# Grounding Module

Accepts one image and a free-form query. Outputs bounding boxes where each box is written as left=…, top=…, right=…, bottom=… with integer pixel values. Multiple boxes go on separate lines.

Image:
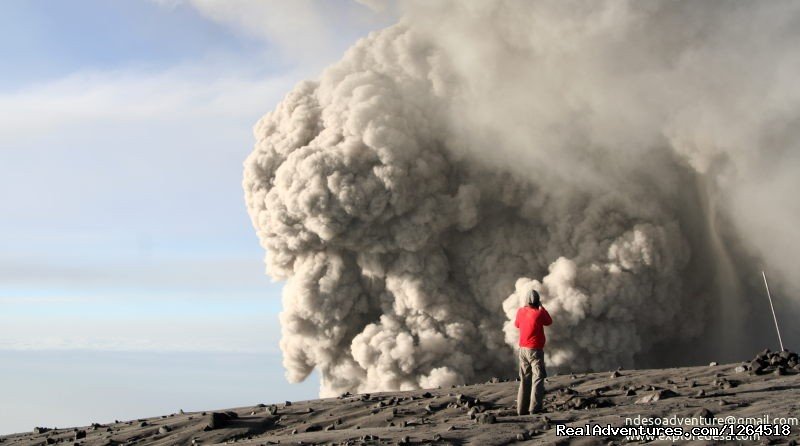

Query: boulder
left=476, top=413, right=496, bottom=424
left=206, top=412, right=233, bottom=430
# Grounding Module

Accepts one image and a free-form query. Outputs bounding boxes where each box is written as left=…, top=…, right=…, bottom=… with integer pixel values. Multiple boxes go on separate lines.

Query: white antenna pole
left=761, top=271, right=785, bottom=352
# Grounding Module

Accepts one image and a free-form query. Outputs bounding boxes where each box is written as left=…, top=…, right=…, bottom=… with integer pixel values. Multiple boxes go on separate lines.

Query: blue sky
left=0, top=0, right=395, bottom=434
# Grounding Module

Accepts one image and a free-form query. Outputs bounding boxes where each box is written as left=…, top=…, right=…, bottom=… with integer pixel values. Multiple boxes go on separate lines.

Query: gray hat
left=527, top=289, right=541, bottom=307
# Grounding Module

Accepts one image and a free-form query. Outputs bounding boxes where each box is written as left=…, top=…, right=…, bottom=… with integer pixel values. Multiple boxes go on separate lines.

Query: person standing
left=514, top=289, right=552, bottom=415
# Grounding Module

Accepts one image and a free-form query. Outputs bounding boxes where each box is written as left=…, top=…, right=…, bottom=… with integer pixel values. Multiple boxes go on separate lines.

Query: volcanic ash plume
left=243, top=1, right=800, bottom=396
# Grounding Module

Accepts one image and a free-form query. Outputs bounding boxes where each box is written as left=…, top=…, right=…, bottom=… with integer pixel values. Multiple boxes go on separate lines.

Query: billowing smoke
left=243, top=1, right=800, bottom=396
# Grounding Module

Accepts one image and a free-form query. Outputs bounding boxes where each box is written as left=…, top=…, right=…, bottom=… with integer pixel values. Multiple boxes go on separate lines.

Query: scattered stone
left=324, top=424, right=335, bottom=431
left=158, top=426, right=171, bottom=434
left=303, top=424, right=322, bottom=433
left=433, top=433, right=443, bottom=441
left=447, top=425, right=455, bottom=431
left=636, top=389, right=678, bottom=404
left=516, top=433, right=527, bottom=441
left=610, top=371, right=620, bottom=378
left=400, top=436, right=410, bottom=444
left=266, top=404, right=279, bottom=415
left=709, top=362, right=718, bottom=366
left=139, top=421, right=148, bottom=427
left=284, top=400, right=292, bottom=407
left=74, top=430, right=86, bottom=440
left=421, top=391, right=433, bottom=398
left=734, top=365, right=747, bottom=373
left=695, top=389, right=705, bottom=397
left=306, top=407, right=314, bottom=413
left=476, top=413, right=496, bottom=424
left=291, top=429, right=297, bottom=435
left=695, top=408, right=714, bottom=421
left=32, top=427, right=50, bottom=434
left=625, top=389, right=636, bottom=396
left=774, top=366, right=787, bottom=376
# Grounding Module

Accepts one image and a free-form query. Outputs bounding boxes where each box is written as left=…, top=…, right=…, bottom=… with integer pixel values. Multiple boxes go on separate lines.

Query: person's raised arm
left=541, top=307, right=552, bottom=326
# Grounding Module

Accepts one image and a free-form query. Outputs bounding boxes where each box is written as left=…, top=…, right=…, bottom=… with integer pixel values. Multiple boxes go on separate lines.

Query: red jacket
left=515, top=306, right=552, bottom=349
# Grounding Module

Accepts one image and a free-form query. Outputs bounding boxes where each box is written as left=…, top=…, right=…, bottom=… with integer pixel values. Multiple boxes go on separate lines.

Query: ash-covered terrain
left=4, top=350, right=798, bottom=445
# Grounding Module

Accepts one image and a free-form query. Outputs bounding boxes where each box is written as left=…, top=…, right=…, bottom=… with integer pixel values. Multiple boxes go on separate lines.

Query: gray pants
left=517, top=347, right=546, bottom=415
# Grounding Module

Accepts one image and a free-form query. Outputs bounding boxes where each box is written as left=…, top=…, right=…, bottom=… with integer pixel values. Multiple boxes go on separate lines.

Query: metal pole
left=761, top=271, right=785, bottom=352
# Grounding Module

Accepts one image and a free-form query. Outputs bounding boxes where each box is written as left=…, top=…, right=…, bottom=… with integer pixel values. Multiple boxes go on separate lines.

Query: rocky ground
left=2, top=349, right=799, bottom=445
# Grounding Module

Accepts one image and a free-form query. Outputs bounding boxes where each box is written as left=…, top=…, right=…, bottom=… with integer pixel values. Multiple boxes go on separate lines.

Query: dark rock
left=421, top=391, right=432, bottom=398
left=284, top=400, right=292, bottom=407
left=516, top=433, right=527, bottom=441
left=695, top=389, right=705, bottom=397
left=158, top=426, right=171, bottom=434
left=433, top=434, right=442, bottom=441
left=266, top=404, right=279, bottom=415
left=206, top=412, right=233, bottom=430
left=46, top=438, right=56, bottom=445
left=74, top=430, right=86, bottom=440
left=774, top=366, right=787, bottom=376
left=139, top=421, right=148, bottom=427
left=625, top=389, right=636, bottom=396
left=610, top=371, right=620, bottom=378
left=32, top=427, right=50, bottom=434
left=400, top=436, right=410, bottom=444
left=304, top=424, right=322, bottom=433
left=476, top=413, right=496, bottom=424
left=306, top=407, right=314, bottom=413
left=447, top=425, right=455, bottom=431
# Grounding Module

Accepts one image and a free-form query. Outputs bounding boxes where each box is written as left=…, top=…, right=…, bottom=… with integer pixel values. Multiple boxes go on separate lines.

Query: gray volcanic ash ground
left=242, top=0, right=800, bottom=397
left=3, top=350, right=799, bottom=445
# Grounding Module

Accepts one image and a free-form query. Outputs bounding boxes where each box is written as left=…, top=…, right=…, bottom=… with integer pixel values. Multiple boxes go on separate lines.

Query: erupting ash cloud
left=243, top=1, right=800, bottom=396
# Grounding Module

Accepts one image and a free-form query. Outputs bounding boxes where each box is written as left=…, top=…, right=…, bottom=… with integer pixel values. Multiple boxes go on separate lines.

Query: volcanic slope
left=3, top=350, right=799, bottom=445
